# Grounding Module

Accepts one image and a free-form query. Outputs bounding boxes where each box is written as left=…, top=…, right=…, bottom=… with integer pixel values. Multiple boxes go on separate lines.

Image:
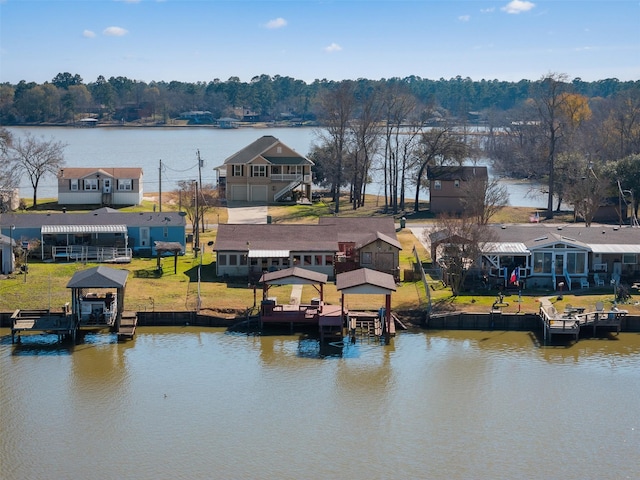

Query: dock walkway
left=117, top=311, right=138, bottom=340
left=539, top=298, right=627, bottom=342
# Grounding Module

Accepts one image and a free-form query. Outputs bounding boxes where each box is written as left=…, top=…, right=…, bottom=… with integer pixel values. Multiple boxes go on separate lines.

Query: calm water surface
left=1, top=328, right=639, bottom=480
left=8, top=126, right=548, bottom=208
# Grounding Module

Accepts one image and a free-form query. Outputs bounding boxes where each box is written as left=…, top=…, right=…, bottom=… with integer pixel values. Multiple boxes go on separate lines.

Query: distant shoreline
left=5, top=121, right=318, bottom=129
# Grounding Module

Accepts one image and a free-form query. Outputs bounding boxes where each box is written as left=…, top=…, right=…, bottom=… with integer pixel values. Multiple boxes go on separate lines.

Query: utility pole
left=159, top=159, right=162, bottom=213
left=197, top=150, right=204, bottom=233
left=193, top=180, right=200, bottom=258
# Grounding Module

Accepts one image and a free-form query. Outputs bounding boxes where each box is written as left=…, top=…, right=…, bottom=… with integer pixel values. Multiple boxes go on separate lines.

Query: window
left=315, top=255, right=323, bottom=266
left=233, top=165, right=242, bottom=177
left=304, top=255, right=312, bottom=266
left=454, top=180, right=460, bottom=188
left=70, top=179, right=78, bottom=191
left=84, top=178, right=98, bottom=190
left=240, top=255, right=247, bottom=266
left=293, top=255, right=301, bottom=265
left=277, top=146, right=282, bottom=153
left=623, top=254, right=637, bottom=265
left=163, top=227, right=168, bottom=238
left=118, top=179, right=132, bottom=191
left=251, top=165, right=267, bottom=177
left=434, top=180, right=442, bottom=190
left=361, top=252, right=372, bottom=264
left=325, top=255, right=334, bottom=266
left=533, top=252, right=552, bottom=274
left=218, top=254, right=227, bottom=266
left=229, top=255, right=237, bottom=266
left=566, top=252, right=586, bottom=274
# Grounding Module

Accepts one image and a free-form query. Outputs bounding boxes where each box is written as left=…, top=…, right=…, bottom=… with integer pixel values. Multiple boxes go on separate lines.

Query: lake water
left=6, top=126, right=549, bottom=208
left=1, top=327, right=639, bottom=480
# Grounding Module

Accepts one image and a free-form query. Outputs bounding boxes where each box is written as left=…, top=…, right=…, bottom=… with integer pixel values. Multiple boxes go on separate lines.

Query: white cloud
left=83, top=30, right=96, bottom=38
left=458, top=15, right=471, bottom=22
left=324, top=43, right=342, bottom=53
left=501, top=0, right=535, bottom=14
left=265, top=17, right=287, bottom=29
left=103, top=26, right=129, bottom=37
left=481, top=7, right=495, bottom=13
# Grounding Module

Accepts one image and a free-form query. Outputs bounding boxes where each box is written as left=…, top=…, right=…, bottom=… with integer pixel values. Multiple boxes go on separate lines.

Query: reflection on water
left=1, top=327, right=639, bottom=480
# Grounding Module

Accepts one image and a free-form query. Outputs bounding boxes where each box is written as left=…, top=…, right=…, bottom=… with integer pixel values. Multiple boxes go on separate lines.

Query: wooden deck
left=539, top=300, right=627, bottom=342
left=11, top=309, right=77, bottom=343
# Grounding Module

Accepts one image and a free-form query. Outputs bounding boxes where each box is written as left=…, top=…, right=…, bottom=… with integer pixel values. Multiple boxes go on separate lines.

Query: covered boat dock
left=336, top=268, right=398, bottom=345
left=259, top=267, right=328, bottom=333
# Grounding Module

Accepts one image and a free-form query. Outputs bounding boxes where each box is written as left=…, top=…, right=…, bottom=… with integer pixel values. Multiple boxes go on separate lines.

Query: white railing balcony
left=270, top=174, right=302, bottom=182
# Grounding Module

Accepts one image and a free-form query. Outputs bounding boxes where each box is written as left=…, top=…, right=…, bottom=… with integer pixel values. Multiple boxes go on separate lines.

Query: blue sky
left=1, top=0, right=638, bottom=85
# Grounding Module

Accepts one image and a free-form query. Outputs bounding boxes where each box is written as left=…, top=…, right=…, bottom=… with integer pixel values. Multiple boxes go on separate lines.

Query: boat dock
left=539, top=299, right=627, bottom=341
left=11, top=307, right=78, bottom=343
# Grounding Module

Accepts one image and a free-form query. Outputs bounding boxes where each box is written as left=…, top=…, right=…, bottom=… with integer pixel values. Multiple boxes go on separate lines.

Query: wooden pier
left=539, top=300, right=627, bottom=342
left=11, top=307, right=78, bottom=344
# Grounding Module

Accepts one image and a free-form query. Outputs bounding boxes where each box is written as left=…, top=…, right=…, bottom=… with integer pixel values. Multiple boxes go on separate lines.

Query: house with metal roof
left=0, top=209, right=186, bottom=262
left=216, top=136, right=314, bottom=203
left=430, top=223, right=640, bottom=291
left=214, top=217, right=401, bottom=281
left=58, top=167, right=143, bottom=206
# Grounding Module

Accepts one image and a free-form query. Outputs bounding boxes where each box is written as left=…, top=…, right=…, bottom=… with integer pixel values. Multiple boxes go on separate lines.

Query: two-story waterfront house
left=58, top=168, right=144, bottom=206
left=217, top=136, right=313, bottom=203
left=427, top=165, right=488, bottom=214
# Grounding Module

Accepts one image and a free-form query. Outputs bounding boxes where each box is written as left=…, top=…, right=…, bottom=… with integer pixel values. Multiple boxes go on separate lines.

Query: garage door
left=251, top=185, right=268, bottom=202
left=230, top=185, right=247, bottom=201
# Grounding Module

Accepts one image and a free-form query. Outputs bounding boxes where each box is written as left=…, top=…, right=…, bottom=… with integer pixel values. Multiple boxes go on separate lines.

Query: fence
left=412, top=244, right=443, bottom=315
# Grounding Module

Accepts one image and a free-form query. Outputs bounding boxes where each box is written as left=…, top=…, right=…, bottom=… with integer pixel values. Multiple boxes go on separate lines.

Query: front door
left=103, top=178, right=111, bottom=193
left=140, top=227, right=150, bottom=247
left=555, top=254, right=564, bottom=275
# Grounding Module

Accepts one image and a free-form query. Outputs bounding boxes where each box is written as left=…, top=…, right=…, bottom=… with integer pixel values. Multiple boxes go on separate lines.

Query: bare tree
left=428, top=214, right=498, bottom=296
left=531, top=73, right=573, bottom=219
left=460, top=176, right=509, bottom=225
left=381, top=84, right=419, bottom=213
left=347, top=82, right=382, bottom=209
left=0, top=128, right=20, bottom=212
left=317, top=81, right=356, bottom=214
left=565, top=161, right=611, bottom=226
left=9, top=132, right=66, bottom=207
left=413, top=126, right=469, bottom=212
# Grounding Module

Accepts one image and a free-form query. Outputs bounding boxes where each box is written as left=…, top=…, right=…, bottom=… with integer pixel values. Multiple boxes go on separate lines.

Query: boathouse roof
left=66, top=266, right=129, bottom=289
left=336, top=268, right=397, bottom=294
left=260, top=266, right=328, bottom=285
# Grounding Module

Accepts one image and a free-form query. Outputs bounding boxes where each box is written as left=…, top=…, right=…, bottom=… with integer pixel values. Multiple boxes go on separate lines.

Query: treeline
left=307, top=73, right=640, bottom=222
left=0, top=72, right=638, bottom=125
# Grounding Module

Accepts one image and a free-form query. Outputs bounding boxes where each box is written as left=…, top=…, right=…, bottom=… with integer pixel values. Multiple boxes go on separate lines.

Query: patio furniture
left=594, top=274, right=605, bottom=286
left=580, top=278, right=590, bottom=289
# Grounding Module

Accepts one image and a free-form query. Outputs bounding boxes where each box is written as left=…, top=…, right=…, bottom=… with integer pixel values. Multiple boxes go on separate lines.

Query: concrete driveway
left=226, top=204, right=269, bottom=224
